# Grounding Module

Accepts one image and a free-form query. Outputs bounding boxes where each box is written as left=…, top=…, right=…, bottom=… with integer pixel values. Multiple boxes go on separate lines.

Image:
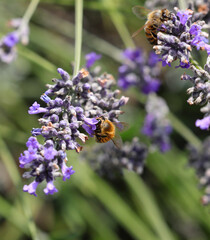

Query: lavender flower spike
left=142, top=94, right=172, bottom=152
left=154, top=8, right=210, bottom=68
left=182, top=55, right=210, bottom=130
left=118, top=49, right=161, bottom=94
left=20, top=58, right=128, bottom=195
left=81, top=137, right=148, bottom=178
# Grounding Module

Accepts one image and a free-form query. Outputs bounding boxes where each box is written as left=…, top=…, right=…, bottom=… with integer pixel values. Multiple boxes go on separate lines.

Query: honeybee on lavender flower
left=94, top=116, right=129, bottom=149
left=132, top=6, right=172, bottom=45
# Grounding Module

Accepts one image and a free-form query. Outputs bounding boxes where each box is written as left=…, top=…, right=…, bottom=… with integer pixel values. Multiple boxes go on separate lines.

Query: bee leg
left=96, top=133, right=107, bottom=138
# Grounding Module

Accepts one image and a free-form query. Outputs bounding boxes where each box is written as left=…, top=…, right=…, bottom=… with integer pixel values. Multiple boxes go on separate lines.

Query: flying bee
left=94, top=116, right=129, bottom=149
left=132, top=6, right=172, bottom=45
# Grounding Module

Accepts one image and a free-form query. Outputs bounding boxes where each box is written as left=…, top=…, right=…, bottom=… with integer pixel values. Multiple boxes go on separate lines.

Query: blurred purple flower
left=85, top=52, right=101, bottom=69
left=142, top=94, right=172, bottom=153
left=81, top=137, right=148, bottom=178
left=118, top=48, right=161, bottom=94
left=196, top=116, right=210, bottom=130
left=0, top=18, right=29, bottom=63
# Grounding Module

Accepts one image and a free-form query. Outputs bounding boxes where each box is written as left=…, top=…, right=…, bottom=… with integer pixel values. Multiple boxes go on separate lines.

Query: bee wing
left=132, top=6, right=151, bottom=19
left=132, top=24, right=146, bottom=38
left=113, top=122, right=129, bottom=132
left=111, top=132, right=123, bottom=149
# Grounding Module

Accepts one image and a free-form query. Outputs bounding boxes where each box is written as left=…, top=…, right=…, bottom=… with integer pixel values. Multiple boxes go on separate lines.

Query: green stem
left=73, top=0, right=83, bottom=76
left=19, top=0, right=40, bottom=34
left=178, top=0, right=187, bottom=10
left=189, top=57, right=203, bottom=70
left=22, top=0, right=40, bottom=25
left=104, top=0, right=134, bottom=48
left=109, top=11, right=135, bottom=48
left=124, top=170, right=177, bottom=240
left=168, top=112, right=202, bottom=148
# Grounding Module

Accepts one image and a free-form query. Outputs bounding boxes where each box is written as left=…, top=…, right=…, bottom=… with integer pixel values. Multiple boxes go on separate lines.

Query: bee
left=132, top=6, right=172, bottom=45
left=94, top=116, right=129, bottom=149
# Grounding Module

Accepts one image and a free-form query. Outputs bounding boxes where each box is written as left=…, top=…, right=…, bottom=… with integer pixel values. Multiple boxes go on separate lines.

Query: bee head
left=162, top=9, right=171, bottom=20
left=97, top=118, right=102, bottom=124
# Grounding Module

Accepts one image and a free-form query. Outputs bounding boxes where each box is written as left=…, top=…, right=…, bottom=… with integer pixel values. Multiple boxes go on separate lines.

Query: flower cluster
left=188, top=137, right=210, bottom=205
left=142, top=94, right=173, bottom=152
left=20, top=53, right=128, bottom=196
left=118, top=49, right=161, bottom=94
left=81, top=137, right=147, bottom=179
left=153, top=8, right=210, bottom=68
left=0, top=18, right=29, bottom=63
left=182, top=55, right=210, bottom=130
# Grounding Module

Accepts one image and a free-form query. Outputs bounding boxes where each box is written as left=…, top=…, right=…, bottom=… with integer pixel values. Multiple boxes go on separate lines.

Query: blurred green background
left=0, top=0, right=209, bottom=240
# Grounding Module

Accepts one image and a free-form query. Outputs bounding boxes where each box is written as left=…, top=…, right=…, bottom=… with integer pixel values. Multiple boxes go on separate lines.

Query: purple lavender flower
left=188, top=137, right=210, bottom=205
left=85, top=52, right=101, bottom=69
left=28, top=102, right=47, bottom=114
left=118, top=49, right=161, bottom=94
left=142, top=94, right=172, bottom=153
left=20, top=63, right=128, bottom=195
left=0, top=18, right=29, bottom=63
left=43, top=181, right=58, bottom=195
left=177, top=9, right=192, bottom=25
left=23, top=180, right=39, bottom=197
left=61, top=163, right=75, bottom=181
left=81, top=137, right=148, bottom=178
left=0, top=32, right=19, bottom=63
left=8, top=18, right=30, bottom=45
left=195, top=116, right=210, bottom=130
left=153, top=8, right=210, bottom=68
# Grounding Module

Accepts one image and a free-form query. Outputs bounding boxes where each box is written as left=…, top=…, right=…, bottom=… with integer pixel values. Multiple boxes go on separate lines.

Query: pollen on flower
left=79, top=68, right=89, bottom=78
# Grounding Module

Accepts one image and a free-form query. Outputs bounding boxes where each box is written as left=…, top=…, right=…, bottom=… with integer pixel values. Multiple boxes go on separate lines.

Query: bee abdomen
left=145, top=27, right=157, bottom=45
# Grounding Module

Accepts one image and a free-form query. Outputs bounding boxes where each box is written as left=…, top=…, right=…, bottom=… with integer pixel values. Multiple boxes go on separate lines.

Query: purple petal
left=28, top=102, right=47, bottom=114
left=23, top=180, right=39, bottom=196
left=82, top=123, right=94, bottom=137
left=57, top=68, right=70, bottom=81
left=3, top=32, right=19, bottom=47
left=61, top=162, right=75, bottom=181
left=83, top=117, right=98, bottom=126
left=85, top=52, right=101, bottom=68
left=44, top=146, right=57, bottom=160
left=177, top=10, right=192, bottom=25
left=43, top=181, right=58, bottom=195
left=196, top=116, right=210, bottom=130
